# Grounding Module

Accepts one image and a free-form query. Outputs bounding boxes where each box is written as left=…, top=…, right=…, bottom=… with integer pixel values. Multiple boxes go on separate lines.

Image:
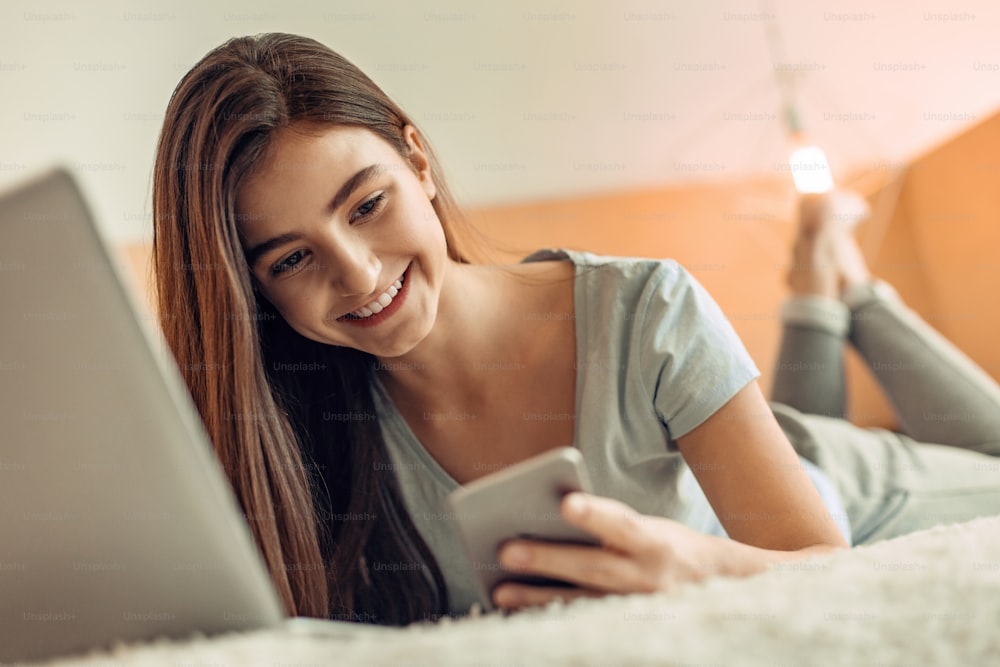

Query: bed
left=38, top=514, right=1000, bottom=666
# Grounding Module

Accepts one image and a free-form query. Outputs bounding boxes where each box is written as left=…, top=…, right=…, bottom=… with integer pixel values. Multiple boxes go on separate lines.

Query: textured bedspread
left=29, top=515, right=1000, bottom=667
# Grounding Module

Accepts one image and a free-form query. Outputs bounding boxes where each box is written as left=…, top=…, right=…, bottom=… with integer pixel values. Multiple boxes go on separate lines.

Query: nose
left=324, top=236, right=381, bottom=298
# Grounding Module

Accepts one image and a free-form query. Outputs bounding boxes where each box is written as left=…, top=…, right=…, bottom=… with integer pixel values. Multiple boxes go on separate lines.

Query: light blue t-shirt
left=373, top=249, right=849, bottom=614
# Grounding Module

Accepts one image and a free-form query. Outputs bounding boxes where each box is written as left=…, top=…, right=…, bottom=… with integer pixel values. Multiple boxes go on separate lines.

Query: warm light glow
left=789, top=146, right=835, bottom=193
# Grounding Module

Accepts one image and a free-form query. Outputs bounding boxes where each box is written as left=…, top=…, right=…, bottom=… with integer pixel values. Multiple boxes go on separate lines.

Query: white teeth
left=348, top=272, right=406, bottom=319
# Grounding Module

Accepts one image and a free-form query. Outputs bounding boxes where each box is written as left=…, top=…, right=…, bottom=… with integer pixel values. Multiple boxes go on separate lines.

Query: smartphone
left=446, top=447, right=600, bottom=607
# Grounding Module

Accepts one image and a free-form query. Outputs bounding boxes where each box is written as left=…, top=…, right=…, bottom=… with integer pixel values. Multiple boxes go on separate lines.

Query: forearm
left=700, top=534, right=846, bottom=580
left=493, top=494, right=848, bottom=610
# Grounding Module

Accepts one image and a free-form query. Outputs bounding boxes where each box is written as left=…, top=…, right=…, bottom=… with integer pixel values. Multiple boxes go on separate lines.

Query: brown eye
left=271, top=250, right=306, bottom=276
left=350, top=192, right=387, bottom=223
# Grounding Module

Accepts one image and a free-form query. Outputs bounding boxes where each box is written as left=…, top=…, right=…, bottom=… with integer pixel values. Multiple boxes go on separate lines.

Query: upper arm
left=635, top=260, right=846, bottom=550
left=675, top=381, right=848, bottom=550
left=638, top=260, right=760, bottom=445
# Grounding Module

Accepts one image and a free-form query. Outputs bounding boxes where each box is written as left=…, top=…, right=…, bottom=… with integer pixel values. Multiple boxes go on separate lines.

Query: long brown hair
left=151, top=33, right=470, bottom=625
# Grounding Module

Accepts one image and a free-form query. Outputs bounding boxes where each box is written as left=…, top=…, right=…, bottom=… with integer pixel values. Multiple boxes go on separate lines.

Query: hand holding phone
left=446, top=447, right=599, bottom=607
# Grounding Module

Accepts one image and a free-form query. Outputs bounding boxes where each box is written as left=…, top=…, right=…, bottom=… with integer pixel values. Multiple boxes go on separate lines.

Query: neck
left=374, top=259, right=571, bottom=402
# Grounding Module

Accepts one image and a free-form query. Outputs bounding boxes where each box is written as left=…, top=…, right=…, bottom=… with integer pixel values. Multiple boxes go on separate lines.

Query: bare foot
left=786, top=191, right=872, bottom=298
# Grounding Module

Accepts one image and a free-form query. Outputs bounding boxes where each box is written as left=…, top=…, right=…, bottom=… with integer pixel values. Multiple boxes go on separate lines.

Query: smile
left=336, top=265, right=410, bottom=327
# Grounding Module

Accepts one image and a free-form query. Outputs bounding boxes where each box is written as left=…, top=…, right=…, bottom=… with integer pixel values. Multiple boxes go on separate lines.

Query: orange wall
left=892, top=113, right=1000, bottom=380
left=469, top=176, right=799, bottom=387
left=468, top=175, right=901, bottom=428
left=466, top=113, right=1000, bottom=429
left=119, top=111, right=1000, bottom=431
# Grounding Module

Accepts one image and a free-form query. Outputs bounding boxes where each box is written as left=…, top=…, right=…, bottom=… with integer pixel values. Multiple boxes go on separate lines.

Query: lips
left=336, top=265, right=411, bottom=327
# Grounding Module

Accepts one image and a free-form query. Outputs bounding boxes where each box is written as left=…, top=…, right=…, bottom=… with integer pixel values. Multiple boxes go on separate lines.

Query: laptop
left=0, top=169, right=388, bottom=664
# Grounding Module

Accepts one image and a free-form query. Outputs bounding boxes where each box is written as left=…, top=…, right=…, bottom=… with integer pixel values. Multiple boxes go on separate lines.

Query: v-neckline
left=370, top=249, right=585, bottom=490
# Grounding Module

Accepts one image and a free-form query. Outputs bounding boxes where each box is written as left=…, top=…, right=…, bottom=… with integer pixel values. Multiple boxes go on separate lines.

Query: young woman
left=152, top=33, right=1000, bottom=625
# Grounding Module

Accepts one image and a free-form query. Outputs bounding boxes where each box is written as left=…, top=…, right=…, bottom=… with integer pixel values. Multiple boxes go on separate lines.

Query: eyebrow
left=244, top=163, right=386, bottom=269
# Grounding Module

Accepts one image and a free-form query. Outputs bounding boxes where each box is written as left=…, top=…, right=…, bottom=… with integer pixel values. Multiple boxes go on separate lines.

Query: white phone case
left=446, top=447, right=599, bottom=607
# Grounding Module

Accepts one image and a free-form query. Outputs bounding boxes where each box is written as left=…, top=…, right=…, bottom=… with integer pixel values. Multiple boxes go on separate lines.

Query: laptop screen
left=0, top=169, right=286, bottom=663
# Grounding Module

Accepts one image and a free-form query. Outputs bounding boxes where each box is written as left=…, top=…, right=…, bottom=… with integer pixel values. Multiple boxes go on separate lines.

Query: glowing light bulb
left=789, top=145, right=835, bottom=194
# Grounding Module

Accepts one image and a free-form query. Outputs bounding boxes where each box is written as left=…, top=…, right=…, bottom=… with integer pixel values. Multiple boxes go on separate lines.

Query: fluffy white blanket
left=33, top=516, right=1000, bottom=666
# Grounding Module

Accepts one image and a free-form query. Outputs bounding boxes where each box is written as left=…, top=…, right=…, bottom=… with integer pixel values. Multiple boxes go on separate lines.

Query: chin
left=372, top=344, right=418, bottom=360
left=373, top=314, right=436, bottom=359
left=371, top=328, right=430, bottom=359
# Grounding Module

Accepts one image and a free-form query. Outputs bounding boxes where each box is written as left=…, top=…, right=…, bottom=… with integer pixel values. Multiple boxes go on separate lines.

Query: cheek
left=262, top=284, right=323, bottom=330
left=412, top=205, right=448, bottom=252
left=395, top=180, right=444, bottom=240
left=382, top=205, right=444, bottom=254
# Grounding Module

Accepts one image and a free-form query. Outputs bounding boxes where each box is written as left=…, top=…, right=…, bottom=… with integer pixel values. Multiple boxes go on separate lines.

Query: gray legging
left=769, top=281, right=1000, bottom=545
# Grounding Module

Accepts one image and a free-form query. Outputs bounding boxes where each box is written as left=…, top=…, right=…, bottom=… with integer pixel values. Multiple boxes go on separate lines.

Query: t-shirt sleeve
left=638, top=260, right=761, bottom=446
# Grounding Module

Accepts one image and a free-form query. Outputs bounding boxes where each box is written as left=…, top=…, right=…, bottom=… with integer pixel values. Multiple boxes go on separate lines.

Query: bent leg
left=773, top=403, right=1000, bottom=546
left=845, top=281, right=1000, bottom=455
left=774, top=190, right=869, bottom=420
left=848, top=437, right=1000, bottom=546
left=771, top=296, right=849, bottom=419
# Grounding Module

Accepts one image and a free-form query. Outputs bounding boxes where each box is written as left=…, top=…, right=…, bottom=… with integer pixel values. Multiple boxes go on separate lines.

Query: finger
left=560, top=492, right=655, bottom=554
left=498, top=539, right=646, bottom=593
left=492, top=582, right=600, bottom=611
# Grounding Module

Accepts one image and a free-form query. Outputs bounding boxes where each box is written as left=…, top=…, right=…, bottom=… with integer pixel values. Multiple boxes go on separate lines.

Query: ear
left=402, top=124, right=437, bottom=201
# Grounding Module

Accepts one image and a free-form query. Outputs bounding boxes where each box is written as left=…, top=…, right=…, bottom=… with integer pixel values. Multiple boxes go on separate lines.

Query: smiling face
left=236, top=123, right=448, bottom=358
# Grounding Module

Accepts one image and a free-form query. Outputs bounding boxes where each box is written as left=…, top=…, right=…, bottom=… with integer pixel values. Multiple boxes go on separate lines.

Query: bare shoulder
left=449, top=259, right=575, bottom=329
left=506, top=259, right=575, bottom=311
left=501, top=256, right=576, bottom=283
